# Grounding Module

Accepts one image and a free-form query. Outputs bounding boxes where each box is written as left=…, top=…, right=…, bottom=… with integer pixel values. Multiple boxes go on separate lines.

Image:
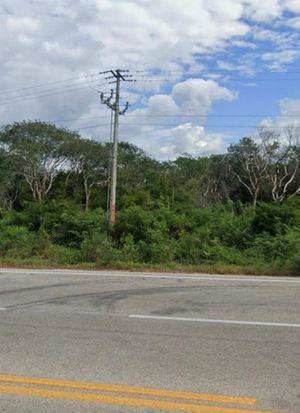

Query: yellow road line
left=0, top=383, right=277, bottom=413
left=0, top=374, right=256, bottom=405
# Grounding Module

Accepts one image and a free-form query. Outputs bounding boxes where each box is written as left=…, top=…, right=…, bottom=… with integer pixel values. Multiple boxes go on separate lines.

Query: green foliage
left=0, top=120, right=300, bottom=274
left=247, top=228, right=300, bottom=263
left=119, top=234, right=140, bottom=263
left=0, top=225, right=34, bottom=258
left=0, top=121, right=80, bottom=202
left=81, top=232, right=120, bottom=265
left=251, top=200, right=300, bottom=236
left=41, top=204, right=106, bottom=248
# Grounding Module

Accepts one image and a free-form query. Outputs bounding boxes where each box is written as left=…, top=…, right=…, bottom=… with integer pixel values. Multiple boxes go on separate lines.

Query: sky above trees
left=1, top=0, right=300, bottom=159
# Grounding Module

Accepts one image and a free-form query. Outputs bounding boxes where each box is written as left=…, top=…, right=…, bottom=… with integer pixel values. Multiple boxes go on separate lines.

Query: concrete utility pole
left=100, top=70, right=132, bottom=226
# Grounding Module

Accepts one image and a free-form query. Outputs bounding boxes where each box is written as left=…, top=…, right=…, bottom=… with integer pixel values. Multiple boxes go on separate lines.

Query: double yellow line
left=0, top=373, right=277, bottom=412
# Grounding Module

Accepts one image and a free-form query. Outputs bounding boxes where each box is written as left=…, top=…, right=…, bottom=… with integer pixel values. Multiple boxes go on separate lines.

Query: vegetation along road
left=1, top=121, right=300, bottom=275
left=0, top=268, right=299, bottom=412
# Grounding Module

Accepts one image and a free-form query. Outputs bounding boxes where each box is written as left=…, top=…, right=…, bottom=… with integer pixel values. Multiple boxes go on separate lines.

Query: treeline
left=0, top=121, right=300, bottom=274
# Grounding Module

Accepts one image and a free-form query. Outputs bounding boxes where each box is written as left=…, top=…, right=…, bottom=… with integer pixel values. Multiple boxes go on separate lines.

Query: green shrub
left=0, top=225, right=34, bottom=258
left=251, top=201, right=300, bottom=236
left=119, top=234, right=140, bottom=263
left=39, top=243, right=81, bottom=265
left=246, top=228, right=300, bottom=265
left=81, top=232, right=120, bottom=265
left=42, top=203, right=106, bottom=248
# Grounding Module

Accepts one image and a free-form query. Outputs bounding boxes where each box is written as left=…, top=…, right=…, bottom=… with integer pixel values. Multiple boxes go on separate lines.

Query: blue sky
left=0, top=0, right=300, bottom=159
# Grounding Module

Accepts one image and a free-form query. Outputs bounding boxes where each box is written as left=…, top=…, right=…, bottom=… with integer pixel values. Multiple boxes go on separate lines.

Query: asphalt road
left=0, top=268, right=299, bottom=413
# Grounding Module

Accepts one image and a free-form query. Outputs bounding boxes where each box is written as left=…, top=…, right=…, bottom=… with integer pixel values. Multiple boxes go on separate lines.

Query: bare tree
left=228, top=127, right=300, bottom=205
left=262, top=126, right=300, bottom=202
left=228, top=137, right=269, bottom=207
left=68, top=139, right=108, bottom=211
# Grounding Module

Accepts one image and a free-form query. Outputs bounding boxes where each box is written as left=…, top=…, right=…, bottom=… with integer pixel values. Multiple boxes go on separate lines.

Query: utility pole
left=100, top=70, right=133, bottom=226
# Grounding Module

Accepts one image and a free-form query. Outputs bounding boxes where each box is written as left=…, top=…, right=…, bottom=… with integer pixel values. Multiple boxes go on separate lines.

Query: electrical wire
left=47, top=113, right=300, bottom=124
left=133, top=76, right=300, bottom=82
left=0, top=72, right=103, bottom=95
left=132, top=68, right=300, bottom=74
left=0, top=82, right=109, bottom=106
left=74, top=123, right=299, bottom=131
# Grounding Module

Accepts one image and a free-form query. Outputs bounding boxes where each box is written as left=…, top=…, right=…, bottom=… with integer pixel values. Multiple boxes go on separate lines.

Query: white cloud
left=287, top=16, right=300, bottom=29
left=244, top=0, right=283, bottom=21
left=129, top=123, right=225, bottom=161
left=6, top=16, right=40, bottom=32
left=277, top=99, right=300, bottom=128
left=113, top=78, right=236, bottom=159
left=284, top=0, right=300, bottom=13
left=262, top=49, right=300, bottom=69
left=147, top=95, right=178, bottom=116
left=260, top=98, right=300, bottom=130
left=172, top=79, right=237, bottom=117
left=253, top=28, right=299, bottom=51
left=231, top=40, right=257, bottom=49
left=77, top=0, right=251, bottom=70
left=170, top=123, right=224, bottom=158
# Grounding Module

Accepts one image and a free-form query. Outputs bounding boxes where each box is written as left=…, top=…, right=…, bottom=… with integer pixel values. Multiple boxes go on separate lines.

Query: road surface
left=0, top=268, right=299, bottom=412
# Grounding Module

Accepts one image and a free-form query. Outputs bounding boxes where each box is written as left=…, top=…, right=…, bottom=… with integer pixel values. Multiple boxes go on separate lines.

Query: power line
left=133, top=68, right=300, bottom=74
left=122, top=114, right=300, bottom=118
left=0, top=82, right=109, bottom=106
left=47, top=114, right=300, bottom=123
left=5, top=114, right=300, bottom=130
left=2, top=68, right=298, bottom=98
left=0, top=72, right=103, bottom=95
left=1, top=67, right=298, bottom=96
left=1, top=70, right=299, bottom=107
left=0, top=79, right=107, bottom=103
left=133, top=76, right=300, bottom=82
left=75, top=123, right=299, bottom=131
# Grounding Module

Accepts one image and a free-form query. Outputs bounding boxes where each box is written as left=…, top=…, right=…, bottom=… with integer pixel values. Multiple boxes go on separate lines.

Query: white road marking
left=129, top=315, right=300, bottom=328
left=1, top=268, right=300, bottom=283
left=0, top=308, right=7, bottom=311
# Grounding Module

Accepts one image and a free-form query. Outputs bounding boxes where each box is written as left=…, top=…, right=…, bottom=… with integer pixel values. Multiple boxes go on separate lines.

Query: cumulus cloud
left=84, top=0, right=249, bottom=68
left=130, top=123, right=225, bottom=161
left=244, top=0, right=300, bottom=20
left=262, top=50, right=300, bottom=69
left=147, top=95, right=178, bottom=116
left=244, top=0, right=283, bottom=21
left=6, top=16, right=40, bottom=32
left=170, top=123, right=224, bottom=158
left=287, top=16, right=300, bottom=29
left=172, top=79, right=237, bottom=117
left=114, top=78, right=236, bottom=159
left=260, top=98, right=300, bottom=130
left=276, top=99, right=300, bottom=128
left=284, top=0, right=300, bottom=13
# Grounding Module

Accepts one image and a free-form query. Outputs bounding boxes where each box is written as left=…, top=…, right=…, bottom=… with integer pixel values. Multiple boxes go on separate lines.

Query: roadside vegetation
left=0, top=121, right=300, bottom=275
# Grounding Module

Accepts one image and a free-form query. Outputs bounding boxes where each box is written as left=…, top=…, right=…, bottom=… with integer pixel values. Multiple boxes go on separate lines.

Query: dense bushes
left=1, top=197, right=299, bottom=274
left=0, top=121, right=299, bottom=274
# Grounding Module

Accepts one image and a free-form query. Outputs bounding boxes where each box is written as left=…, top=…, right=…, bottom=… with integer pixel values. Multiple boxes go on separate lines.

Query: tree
left=261, top=126, right=300, bottom=202
left=0, top=149, right=19, bottom=209
left=228, top=137, right=269, bottom=207
left=0, top=121, right=77, bottom=202
left=117, top=142, right=162, bottom=203
left=172, top=156, right=217, bottom=207
left=67, top=138, right=108, bottom=211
